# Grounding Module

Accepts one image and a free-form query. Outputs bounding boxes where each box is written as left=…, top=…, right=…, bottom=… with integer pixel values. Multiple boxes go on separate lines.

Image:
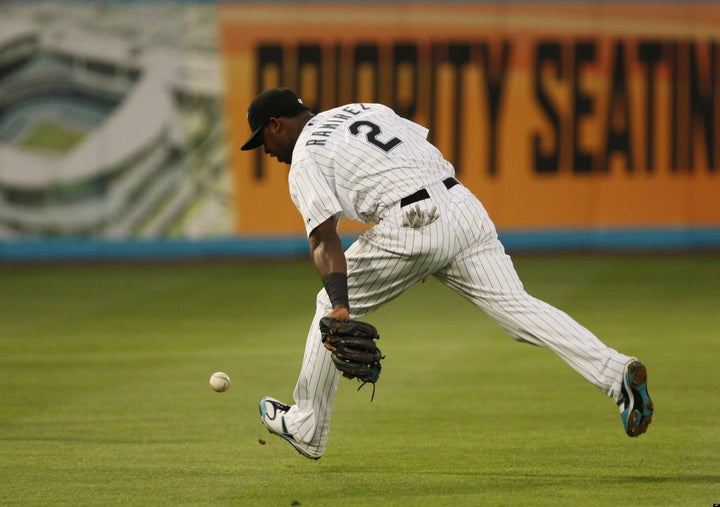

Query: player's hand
left=323, top=306, right=350, bottom=351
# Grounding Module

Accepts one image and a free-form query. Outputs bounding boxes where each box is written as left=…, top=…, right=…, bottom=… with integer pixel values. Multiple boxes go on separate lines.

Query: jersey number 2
left=349, top=120, right=402, bottom=153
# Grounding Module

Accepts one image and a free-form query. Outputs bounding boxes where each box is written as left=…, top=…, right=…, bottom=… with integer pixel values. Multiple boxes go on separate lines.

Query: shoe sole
left=258, top=398, right=321, bottom=460
left=622, top=361, right=654, bottom=437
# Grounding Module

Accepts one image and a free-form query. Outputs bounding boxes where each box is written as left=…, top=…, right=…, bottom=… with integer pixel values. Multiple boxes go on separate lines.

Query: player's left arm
left=309, top=217, right=350, bottom=327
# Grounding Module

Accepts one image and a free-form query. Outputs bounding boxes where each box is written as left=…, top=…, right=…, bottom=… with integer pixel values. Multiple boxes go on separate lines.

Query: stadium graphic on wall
left=0, top=5, right=231, bottom=238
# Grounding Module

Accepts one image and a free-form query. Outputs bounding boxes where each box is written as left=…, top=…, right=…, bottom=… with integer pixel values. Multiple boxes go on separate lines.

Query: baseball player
left=241, top=87, right=653, bottom=460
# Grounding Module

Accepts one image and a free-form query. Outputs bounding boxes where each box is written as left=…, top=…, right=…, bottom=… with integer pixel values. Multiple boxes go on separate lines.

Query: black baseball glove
left=319, top=317, right=383, bottom=390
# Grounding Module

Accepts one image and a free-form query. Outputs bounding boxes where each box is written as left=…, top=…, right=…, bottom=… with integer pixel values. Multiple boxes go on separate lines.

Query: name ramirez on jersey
left=305, top=104, right=371, bottom=146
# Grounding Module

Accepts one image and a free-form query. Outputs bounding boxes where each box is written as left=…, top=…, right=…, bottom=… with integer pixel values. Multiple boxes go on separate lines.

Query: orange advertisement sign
left=220, top=3, right=720, bottom=235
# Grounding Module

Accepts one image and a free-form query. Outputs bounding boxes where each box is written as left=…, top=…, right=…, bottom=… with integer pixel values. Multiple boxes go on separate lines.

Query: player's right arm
left=309, top=217, right=350, bottom=349
left=309, top=216, right=346, bottom=279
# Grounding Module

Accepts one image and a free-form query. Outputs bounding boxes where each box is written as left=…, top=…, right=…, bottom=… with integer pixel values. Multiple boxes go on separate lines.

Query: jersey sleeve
left=289, top=157, right=343, bottom=237
left=399, top=117, right=429, bottom=140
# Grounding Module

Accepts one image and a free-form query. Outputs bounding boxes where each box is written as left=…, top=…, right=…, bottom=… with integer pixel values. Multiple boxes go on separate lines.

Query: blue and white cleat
left=618, top=360, right=654, bottom=437
left=259, top=396, right=321, bottom=460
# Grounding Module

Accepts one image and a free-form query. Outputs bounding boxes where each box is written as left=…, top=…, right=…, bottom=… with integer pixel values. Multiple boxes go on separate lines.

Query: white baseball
left=209, top=371, right=230, bottom=392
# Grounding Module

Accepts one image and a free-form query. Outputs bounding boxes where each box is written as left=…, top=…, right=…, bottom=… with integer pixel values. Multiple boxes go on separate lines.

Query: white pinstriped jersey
left=279, top=102, right=632, bottom=459
left=289, top=103, right=454, bottom=235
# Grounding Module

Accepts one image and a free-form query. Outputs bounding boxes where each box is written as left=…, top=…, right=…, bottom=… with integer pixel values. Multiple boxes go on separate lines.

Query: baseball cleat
left=258, top=396, right=321, bottom=460
left=618, top=360, right=654, bottom=437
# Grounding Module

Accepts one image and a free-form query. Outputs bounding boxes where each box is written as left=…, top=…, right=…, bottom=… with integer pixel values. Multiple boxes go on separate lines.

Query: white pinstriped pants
left=283, top=181, right=631, bottom=457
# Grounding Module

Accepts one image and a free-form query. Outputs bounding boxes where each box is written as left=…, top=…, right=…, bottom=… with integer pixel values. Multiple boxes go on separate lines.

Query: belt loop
left=443, top=177, right=459, bottom=190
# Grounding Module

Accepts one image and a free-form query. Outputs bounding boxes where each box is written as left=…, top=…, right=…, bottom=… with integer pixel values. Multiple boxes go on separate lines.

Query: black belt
left=400, top=177, right=459, bottom=207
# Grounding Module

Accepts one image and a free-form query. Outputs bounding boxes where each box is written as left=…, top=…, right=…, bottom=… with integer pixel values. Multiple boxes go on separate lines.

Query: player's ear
left=268, top=116, right=287, bottom=134
left=267, top=117, right=282, bottom=133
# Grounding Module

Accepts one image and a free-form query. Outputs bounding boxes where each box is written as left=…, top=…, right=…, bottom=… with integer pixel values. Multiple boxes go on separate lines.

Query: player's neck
left=297, top=111, right=314, bottom=132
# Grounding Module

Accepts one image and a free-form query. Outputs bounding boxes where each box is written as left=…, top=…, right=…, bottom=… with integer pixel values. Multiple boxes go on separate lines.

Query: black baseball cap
left=240, top=88, right=310, bottom=151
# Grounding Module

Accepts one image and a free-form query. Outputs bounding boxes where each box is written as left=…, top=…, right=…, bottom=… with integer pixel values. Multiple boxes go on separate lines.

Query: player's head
left=241, top=88, right=311, bottom=163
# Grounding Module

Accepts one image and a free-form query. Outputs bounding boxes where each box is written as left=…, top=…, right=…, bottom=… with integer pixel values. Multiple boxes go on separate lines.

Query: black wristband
left=321, top=272, right=349, bottom=309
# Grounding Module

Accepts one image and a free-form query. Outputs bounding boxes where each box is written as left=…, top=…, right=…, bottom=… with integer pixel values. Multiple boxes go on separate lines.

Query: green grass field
left=1, top=255, right=718, bottom=506
left=20, top=122, right=85, bottom=153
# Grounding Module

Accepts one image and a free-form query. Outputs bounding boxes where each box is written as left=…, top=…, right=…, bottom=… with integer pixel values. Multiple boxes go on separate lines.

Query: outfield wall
left=1, top=1, right=719, bottom=260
